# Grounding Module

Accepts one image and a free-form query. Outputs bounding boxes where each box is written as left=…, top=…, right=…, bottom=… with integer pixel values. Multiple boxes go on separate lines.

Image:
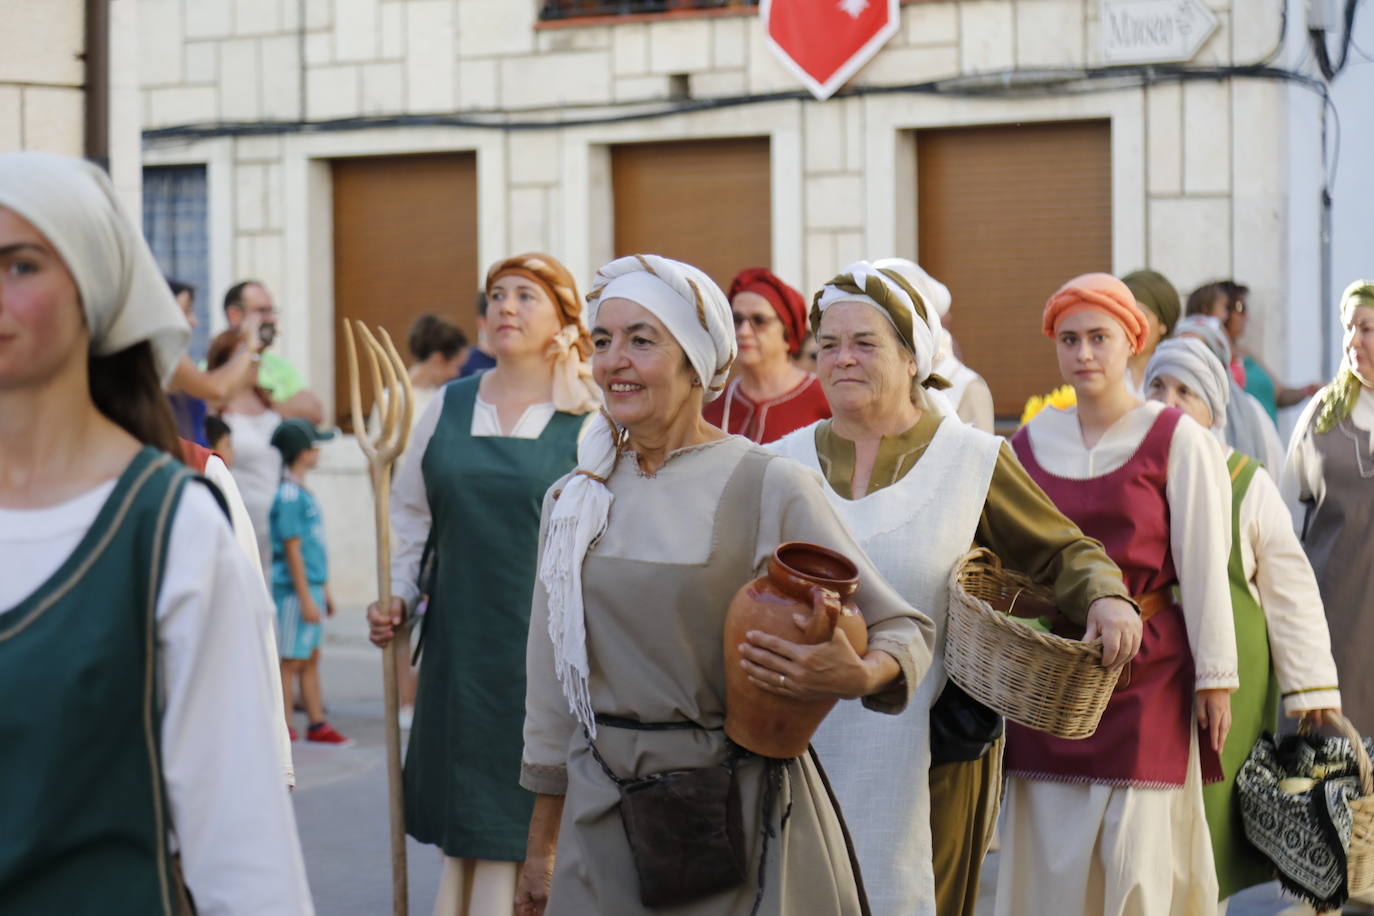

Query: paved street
left=295, top=606, right=1300, bottom=915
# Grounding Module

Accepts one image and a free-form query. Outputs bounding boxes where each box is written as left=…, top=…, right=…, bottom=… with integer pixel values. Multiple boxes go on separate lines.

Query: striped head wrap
left=811, top=260, right=950, bottom=390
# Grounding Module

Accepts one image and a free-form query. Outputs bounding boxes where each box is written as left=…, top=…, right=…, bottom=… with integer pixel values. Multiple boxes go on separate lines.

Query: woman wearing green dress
left=368, top=253, right=600, bottom=916
left=1145, top=337, right=1341, bottom=909
left=0, top=152, right=311, bottom=913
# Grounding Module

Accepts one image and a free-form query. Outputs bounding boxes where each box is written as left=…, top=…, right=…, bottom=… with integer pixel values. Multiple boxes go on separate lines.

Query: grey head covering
left=1171, top=314, right=1273, bottom=460
left=1144, top=337, right=1230, bottom=443
left=0, top=152, right=189, bottom=383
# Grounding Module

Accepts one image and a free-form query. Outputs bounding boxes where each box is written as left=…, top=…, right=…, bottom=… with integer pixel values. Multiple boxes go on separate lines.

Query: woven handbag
left=1236, top=712, right=1374, bottom=908
left=944, top=549, right=1121, bottom=739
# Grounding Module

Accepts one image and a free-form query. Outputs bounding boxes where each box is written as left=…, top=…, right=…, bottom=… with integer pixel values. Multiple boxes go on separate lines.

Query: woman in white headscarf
left=0, top=152, right=312, bottom=912
left=513, top=254, right=935, bottom=916
left=1146, top=338, right=1340, bottom=911
left=873, top=257, right=995, bottom=432
left=769, top=262, right=1138, bottom=916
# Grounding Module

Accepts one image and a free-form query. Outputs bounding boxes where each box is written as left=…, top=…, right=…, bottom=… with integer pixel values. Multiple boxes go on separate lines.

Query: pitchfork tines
left=343, top=320, right=414, bottom=466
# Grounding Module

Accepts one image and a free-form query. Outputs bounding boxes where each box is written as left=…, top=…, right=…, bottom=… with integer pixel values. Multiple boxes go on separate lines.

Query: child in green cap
left=269, top=418, right=350, bottom=746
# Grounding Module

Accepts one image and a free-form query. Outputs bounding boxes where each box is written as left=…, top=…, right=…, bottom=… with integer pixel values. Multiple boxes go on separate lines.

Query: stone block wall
left=138, top=0, right=1317, bottom=603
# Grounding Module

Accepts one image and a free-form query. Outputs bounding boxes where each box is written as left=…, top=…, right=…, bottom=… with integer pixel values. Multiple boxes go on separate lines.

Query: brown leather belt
left=1135, top=587, right=1173, bottom=623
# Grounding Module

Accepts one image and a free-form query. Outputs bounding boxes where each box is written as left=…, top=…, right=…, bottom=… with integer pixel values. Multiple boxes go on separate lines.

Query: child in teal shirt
left=269, top=418, right=350, bottom=745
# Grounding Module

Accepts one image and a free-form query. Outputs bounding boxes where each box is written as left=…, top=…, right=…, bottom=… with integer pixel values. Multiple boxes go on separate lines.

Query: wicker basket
left=1331, top=712, right=1374, bottom=895
left=945, top=548, right=1122, bottom=739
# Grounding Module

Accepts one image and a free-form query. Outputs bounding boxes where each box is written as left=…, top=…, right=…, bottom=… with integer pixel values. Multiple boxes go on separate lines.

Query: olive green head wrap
left=1122, top=269, right=1181, bottom=336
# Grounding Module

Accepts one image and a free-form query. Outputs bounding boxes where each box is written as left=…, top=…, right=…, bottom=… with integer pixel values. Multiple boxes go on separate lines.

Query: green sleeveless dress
left=0, top=448, right=197, bottom=915
left=403, top=376, right=584, bottom=861
left=1203, top=450, right=1280, bottom=899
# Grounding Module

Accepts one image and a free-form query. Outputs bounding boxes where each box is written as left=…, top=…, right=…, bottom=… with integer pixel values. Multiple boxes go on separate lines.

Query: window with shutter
left=331, top=152, right=478, bottom=431
left=915, top=119, right=1112, bottom=424
left=611, top=136, right=772, bottom=293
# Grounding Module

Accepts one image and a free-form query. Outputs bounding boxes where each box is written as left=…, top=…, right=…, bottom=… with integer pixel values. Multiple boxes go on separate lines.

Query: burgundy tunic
left=703, top=374, right=831, bottom=444
left=1009, top=408, right=1222, bottom=787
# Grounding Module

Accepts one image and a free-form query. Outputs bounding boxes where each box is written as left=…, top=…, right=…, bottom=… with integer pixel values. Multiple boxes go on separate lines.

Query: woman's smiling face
left=590, top=297, right=698, bottom=431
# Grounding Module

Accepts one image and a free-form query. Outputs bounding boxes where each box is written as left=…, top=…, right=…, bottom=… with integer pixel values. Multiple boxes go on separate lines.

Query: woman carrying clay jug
left=769, top=262, right=1140, bottom=916
left=514, top=254, right=934, bottom=916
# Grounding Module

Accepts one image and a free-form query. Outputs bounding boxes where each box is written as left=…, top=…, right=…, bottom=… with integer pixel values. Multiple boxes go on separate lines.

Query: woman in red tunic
left=996, top=273, right=1237, bottom=916
left=704, top=267, right=829, bottom=442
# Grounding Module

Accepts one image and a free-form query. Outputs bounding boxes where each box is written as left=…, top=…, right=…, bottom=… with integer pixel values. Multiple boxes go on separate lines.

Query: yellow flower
left=1019, top=384, right=1077, bottom=427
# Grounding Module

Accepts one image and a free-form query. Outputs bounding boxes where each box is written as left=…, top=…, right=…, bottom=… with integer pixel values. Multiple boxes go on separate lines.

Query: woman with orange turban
left=367, top=253, right=600, bottom=916
left=996, top=273, right=1237, bottom=916
left=704, top=267, right=830, bottom=442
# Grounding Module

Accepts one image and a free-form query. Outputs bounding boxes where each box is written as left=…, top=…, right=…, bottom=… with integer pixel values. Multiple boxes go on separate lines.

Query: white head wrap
left=812, top=260, right=948, bottom=389
left=872, top=257, right=952, bottom=318
left=537, top=254, right=735, bottom=734
left=0, top=152, right=188, bottom=383
left=1144, top=337, right=1230, bottom=442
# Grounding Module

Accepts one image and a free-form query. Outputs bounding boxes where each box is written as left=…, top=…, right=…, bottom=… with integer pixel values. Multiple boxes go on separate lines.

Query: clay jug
left=723, top=542, right=868, bottom=759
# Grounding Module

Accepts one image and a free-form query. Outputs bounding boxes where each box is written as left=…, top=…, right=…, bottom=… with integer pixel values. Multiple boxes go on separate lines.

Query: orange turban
left=1041, top=272, right=1150, bottom=355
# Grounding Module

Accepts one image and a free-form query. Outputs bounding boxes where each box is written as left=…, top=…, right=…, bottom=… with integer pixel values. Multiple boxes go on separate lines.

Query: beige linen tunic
left=521, top=437, right=934, bottom=915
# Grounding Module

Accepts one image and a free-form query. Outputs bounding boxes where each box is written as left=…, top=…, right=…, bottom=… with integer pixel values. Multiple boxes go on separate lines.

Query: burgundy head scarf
left=728, top=267, right=807, bottom=356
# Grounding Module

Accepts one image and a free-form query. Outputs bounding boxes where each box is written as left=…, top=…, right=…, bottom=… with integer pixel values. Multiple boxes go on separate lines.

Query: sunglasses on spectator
left=732, top=313, right=777, bottom=329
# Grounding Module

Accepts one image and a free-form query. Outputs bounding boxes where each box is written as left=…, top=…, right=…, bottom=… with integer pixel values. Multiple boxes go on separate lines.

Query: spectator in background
left=270, top=418, right=349, bottom=746
left=208, top=328, right=283, bottom=574
left=1214, top=281, right=1321, bottom=422
left=205, top=415, right=234, bottom=467
left=1121, top=268, right=1181, bottom=396
left=165, top=278, right=258, bottom=444
left=458, top=290, right=497, bottom=377
left=407, top=313, right=468, bottom=421
left=223, top=280, right=324, bottom=424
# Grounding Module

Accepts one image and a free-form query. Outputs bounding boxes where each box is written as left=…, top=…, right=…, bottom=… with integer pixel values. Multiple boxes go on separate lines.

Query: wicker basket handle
left=1327, top=712, right=1374, bottom=797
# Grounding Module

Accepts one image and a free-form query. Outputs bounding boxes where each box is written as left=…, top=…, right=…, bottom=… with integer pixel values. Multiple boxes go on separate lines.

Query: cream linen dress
left=521, top=437, right=935, bottom=915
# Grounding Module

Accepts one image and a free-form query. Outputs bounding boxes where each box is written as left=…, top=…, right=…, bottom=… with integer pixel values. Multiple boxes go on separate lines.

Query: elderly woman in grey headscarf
left=0, top=152, right=312, bottom=912
left=1145, top=337, right=1340, bottom=908
left=515, top=254, right=934, bottom=916
left=1174, top=314, right=1285, bottom=470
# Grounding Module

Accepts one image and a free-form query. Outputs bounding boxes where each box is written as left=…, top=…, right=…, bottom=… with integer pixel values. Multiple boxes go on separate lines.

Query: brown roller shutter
left=331, top=152, right=478, bottom=430
left=916, top=120, right=1112, bottom=423
left=611, top=136, right=771, bottom=291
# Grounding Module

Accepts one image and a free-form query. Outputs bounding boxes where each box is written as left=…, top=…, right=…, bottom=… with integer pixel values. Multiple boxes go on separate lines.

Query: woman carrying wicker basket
left=996, top=273, right=1238, bottom=916
left=1144, top=337, right=1342, bottom=909
left=769, top=262, right=1140, bottom=916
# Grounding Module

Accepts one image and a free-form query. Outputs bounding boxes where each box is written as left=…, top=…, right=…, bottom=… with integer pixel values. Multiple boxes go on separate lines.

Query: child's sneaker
left=306, top=721, right=353, bottom=747
left=288, top=727, right=298, bottom=741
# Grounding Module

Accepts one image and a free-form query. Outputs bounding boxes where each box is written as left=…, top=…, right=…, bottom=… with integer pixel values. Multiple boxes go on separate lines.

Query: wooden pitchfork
left=343, top=320, right=415, bottom=916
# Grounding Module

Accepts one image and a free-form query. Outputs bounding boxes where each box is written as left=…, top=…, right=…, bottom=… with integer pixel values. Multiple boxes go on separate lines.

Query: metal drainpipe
left=84, top=0, right=110, bottom=171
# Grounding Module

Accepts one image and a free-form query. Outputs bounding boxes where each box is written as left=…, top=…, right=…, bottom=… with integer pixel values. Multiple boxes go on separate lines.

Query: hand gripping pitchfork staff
left=343, top=320, right=415, bottom=916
